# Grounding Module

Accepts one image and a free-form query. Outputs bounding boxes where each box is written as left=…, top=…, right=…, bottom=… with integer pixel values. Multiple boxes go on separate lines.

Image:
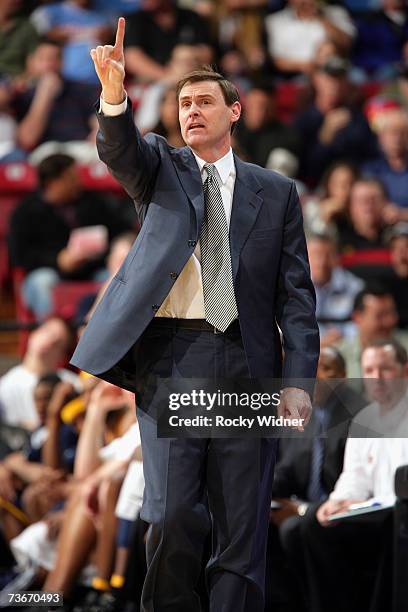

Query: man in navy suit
left=70, top=17, right=319, bottom=612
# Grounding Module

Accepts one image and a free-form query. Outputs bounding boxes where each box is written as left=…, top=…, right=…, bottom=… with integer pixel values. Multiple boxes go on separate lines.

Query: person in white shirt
left=296, top=339, right=408, bottom=612
left=0, top=318, right=79, bottom=430
left=265, top=0, right=355, bottom=76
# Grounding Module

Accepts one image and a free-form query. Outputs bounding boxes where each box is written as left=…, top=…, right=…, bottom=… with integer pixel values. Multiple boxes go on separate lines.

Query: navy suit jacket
left=70, top=101, right=319, bottom=392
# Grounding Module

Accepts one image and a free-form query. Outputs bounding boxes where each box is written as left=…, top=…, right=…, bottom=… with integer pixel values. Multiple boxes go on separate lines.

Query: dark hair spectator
left=12, top=38, right=98, bottom=152
left=335, top=283, right=408, bottom=377
left=303, top=160, right=359, bottom=235
left=294, top=57, right=378, bottom=184
left=8, top=154, right=134, bottom=319
left=124, top=0, right=213, bottom=82
left=233, top=79, right=300, bottom=166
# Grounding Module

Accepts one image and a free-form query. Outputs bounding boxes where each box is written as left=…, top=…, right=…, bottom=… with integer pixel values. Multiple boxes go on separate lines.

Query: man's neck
left=378, top=389, right=406, bottom=416
left=191, top=140, right=232, bottom=164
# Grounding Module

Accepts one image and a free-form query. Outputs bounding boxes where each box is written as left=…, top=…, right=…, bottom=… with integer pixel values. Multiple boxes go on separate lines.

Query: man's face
left=308, top=238, right=337, bottom=287
left=178, top=80, right=241, bottom=154
left=354, top=295, right=399, bottom=340
left=313, top=71, right=347, bottom=109
left=314, top=349, right=345, bottom=403
left=362, top=346, right=407, bottom=406
left=289, top=0, right=318, bottom=16
left=53, top=164, right=82, bottom=204
left=317, top=351, right=345, bottom=380
left=243, top=89, right=273, bottom=131
left=27, top=44, right=61, bottom=78
left=349, top=182, right=385, bottom=229
left=28, top=318, right=70, bottom=362
left=378, top=114, right=408, bottom=160
left=390, top=236, right=408, bottom=278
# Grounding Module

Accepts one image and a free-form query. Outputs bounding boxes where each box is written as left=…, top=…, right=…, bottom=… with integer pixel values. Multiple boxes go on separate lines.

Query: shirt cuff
left=99, top=94, right=128, bottom=116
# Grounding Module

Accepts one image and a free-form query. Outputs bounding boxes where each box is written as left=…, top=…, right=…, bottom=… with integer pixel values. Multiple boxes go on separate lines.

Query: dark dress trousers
left=70, top=100, right=320, bottom=611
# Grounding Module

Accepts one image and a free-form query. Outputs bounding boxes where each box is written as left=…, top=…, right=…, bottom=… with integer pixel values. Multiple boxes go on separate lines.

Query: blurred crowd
left=1, top=0, right=408, bottom=611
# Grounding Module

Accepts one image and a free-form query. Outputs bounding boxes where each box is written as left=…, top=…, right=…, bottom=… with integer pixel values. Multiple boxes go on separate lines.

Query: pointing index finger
left=114, top=17, right=125, bottom=51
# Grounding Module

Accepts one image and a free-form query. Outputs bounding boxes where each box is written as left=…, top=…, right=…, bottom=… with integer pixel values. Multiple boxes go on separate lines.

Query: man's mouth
left=188, top=123, right=205, bottom=131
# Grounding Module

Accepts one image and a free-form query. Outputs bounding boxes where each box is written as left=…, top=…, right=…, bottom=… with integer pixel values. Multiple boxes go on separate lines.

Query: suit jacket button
left=170, top=272, right=178, bottom=279
left=152, top=304, right=159, bottom=312
left=188, top=240, right=196, bottom=247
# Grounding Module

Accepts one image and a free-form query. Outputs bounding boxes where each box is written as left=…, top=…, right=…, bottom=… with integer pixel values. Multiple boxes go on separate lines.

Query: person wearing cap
left=294, top=56, right=377, bottom=184
left=362, top=108, right=408, bottom=216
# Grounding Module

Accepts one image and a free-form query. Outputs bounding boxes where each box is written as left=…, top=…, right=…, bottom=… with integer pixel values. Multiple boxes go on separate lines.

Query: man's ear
left=230, top=101, right=241, bottom=125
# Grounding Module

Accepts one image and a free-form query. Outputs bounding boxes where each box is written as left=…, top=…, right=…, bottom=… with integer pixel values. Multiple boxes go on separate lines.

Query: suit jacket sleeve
left=95, top=99, right=160, bottom=217
left=275, top=181, right=320, bottom=388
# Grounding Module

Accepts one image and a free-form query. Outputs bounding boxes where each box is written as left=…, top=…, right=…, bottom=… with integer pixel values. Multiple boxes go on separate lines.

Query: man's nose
left=189, top=102, right=200, bottom=115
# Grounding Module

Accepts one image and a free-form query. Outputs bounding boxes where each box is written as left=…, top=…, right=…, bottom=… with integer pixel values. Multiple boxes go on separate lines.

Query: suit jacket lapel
left=171, top=148, right=264, bottom=280
left=229, top=155, right=263, bottom=280
left=171, top=147, right=205, bottom=233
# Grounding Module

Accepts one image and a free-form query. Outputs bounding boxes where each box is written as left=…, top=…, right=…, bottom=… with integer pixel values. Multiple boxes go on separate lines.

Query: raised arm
left=90, top=17, right=159, bottom=204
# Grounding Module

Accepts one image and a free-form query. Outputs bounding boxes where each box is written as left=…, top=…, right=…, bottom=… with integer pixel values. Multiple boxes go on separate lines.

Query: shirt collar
left=192, top=148, right=235, bottom=185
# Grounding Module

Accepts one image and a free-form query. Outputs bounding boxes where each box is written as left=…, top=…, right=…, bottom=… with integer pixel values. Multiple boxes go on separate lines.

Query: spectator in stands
left=0, top=0, right=39, bottom=78
left=13, top=38, right=98, bottom=152
left=135, top=43, right=201, bottom=134
left=350, top=339, right=408, bottom=437
left=352, top=0, right=408, bottom=80
left=385, top=223, right=408, bottom=328
left=264, top=0, right=355, bottom=77
left=233, top=80, right=300, bottom=167
left=303, top=160, right=359, bottom=235
left=0, top=78, right=24, bottom=163
left=307, top=232, right=364, bottom=345
left=123, top=0, right=213, bottom=82
left=267, top=347, right=365, bottom=612
left=0, top=376, right=80, bottom=543
left=298, top=339, right=408, bottom=612
left=216, top=0, right=268, bottom=74
left=381, top=59, right=408, bottom=112
left=8, top=153, right=132, bottom=319
left=294, top=56, right=377, bottom=183
left=75, top=231, right=137, bottom=326
left=150, top=86, right=185, bottom=147
left=30, top=0, right=112, bottom=86
left=0, top=374, right=63, bottom=540
left=336, top=286, right=408, bottom=377
left=362, top=109, right=408, bottom=217
left=27, top=383, right=137, bottom=607
left=336, top=178, right=389, bottom=278
left=0, top=317, right=78, bottom=430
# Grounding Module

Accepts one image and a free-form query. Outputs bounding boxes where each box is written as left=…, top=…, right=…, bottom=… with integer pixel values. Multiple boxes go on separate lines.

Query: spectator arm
left=42, top=416, right=62, bottom=470
left=17, top=88, right=56, bottom=151
left=73, top=402, right=106, bottom=480
left=319, top=17, right=353, bottom=51
left=3, top=452, right=44, bottom=484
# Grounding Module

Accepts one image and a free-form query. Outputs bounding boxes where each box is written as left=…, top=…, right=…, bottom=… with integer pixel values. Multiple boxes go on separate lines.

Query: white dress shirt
left=100, top=95, right=237, bottom=318
left=329, top=394, right=408, bottom=505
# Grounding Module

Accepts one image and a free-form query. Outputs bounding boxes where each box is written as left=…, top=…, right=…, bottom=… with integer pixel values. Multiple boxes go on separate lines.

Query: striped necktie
left=200, top=163, right=238, bottom=332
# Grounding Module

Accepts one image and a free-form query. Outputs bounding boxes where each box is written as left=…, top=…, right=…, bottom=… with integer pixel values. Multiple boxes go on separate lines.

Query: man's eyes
left=181, top=100, right=211, bottom=107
